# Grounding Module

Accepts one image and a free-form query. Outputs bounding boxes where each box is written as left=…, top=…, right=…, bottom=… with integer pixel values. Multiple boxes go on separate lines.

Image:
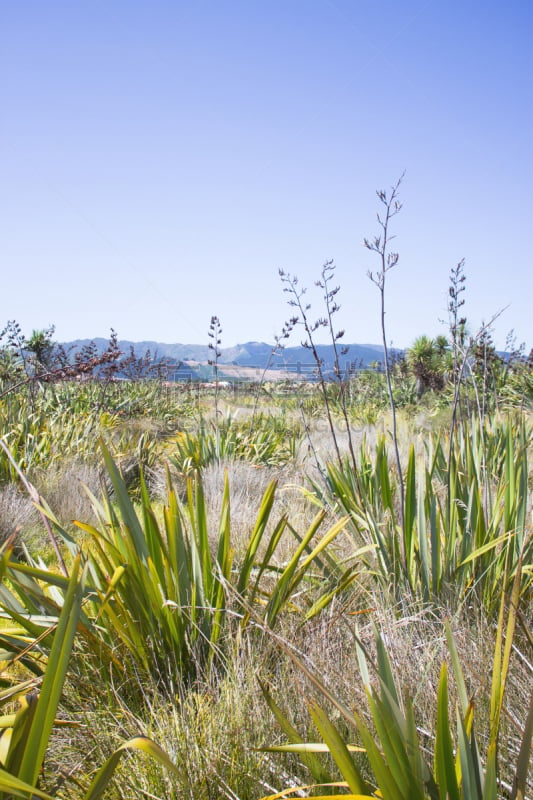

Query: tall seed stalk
left=365, top=174, right=405, bottom=534
left=208, top=315, right=223, bottom=419
left=316, top=260, right=359, bottom=483
left=279, top=267, right=343, bottom=471
left=250, top=317, right=297, bottom=427
left=448, top=259, right=467, bottom=443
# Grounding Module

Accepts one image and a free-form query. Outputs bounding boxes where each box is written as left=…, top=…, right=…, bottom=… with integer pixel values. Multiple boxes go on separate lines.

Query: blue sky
left=1, top=1, right=531, bottom=350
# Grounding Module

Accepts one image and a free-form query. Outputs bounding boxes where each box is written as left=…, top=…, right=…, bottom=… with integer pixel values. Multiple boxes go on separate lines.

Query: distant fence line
left=166, top=360, right=383, bottom=384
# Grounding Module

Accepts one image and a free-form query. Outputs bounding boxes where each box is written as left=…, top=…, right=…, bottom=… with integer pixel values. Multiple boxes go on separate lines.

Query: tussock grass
left=46, top=593, right=532, bottom=798
left=200, top=460, right=315, bottom=559
left=0, top=482, right=39, bottom=544
left=30, top=459, right=103, bottom=529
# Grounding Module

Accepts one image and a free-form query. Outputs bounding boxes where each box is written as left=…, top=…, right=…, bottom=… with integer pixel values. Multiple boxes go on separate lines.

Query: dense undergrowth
left=0, top=343, right=531, bottom=798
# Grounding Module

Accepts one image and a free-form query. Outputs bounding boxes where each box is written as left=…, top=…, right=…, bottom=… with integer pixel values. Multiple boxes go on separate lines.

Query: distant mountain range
left=64, top=338, right=397, bottom=380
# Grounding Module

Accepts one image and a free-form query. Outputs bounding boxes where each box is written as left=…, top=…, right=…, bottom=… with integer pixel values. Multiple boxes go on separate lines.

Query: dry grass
left=30, top=459, right=103, bottom=528
left=201, top=460, right=314, bottom=558
left=49, top=587, right=532, bottom=798
left=0, top=482, right=39, bottom=545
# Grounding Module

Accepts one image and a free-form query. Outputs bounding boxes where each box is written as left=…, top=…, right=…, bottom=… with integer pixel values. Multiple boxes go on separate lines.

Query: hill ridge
left=63, top=338, right=393, bottom=371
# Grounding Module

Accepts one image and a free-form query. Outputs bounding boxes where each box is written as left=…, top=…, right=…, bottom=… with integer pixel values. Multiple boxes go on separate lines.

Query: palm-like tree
left=26, top=327, right=56, bottom=371
left=406, top=334, right=449, bottom=398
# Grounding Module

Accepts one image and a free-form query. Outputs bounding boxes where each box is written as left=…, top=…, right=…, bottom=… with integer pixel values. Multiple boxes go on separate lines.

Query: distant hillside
left=65, top=339, right=211, bottom=363
left=63, top=338, right=397, bottom=379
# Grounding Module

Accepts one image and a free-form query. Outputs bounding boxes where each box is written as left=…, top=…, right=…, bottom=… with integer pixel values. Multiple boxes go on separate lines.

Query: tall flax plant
left=74, top=440, right=354, bottom=686
left=0, top=544, right=181, bottom=800
left=319, top=417, right=531, bottom=608
left=76, top=440, right=235, bottom=683
left=260, top=560, right=532, bottom=799
left=170, top=413, right=300, bottom=473
left=433, top=416, right=530, bottom=604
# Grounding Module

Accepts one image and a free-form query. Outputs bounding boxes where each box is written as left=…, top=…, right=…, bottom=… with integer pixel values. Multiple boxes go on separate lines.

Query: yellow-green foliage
left=169, top=413, right=301, bottom=473
left=317, top=416, right=531, bottom=611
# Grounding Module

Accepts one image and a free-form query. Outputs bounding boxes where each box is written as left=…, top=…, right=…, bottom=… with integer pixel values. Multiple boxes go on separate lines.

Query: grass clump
left=169, top=413, right=302, bottom=474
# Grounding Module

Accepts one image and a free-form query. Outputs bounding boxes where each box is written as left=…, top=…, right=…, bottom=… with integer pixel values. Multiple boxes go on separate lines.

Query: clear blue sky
left=1, top=1, right=532, bottom=351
